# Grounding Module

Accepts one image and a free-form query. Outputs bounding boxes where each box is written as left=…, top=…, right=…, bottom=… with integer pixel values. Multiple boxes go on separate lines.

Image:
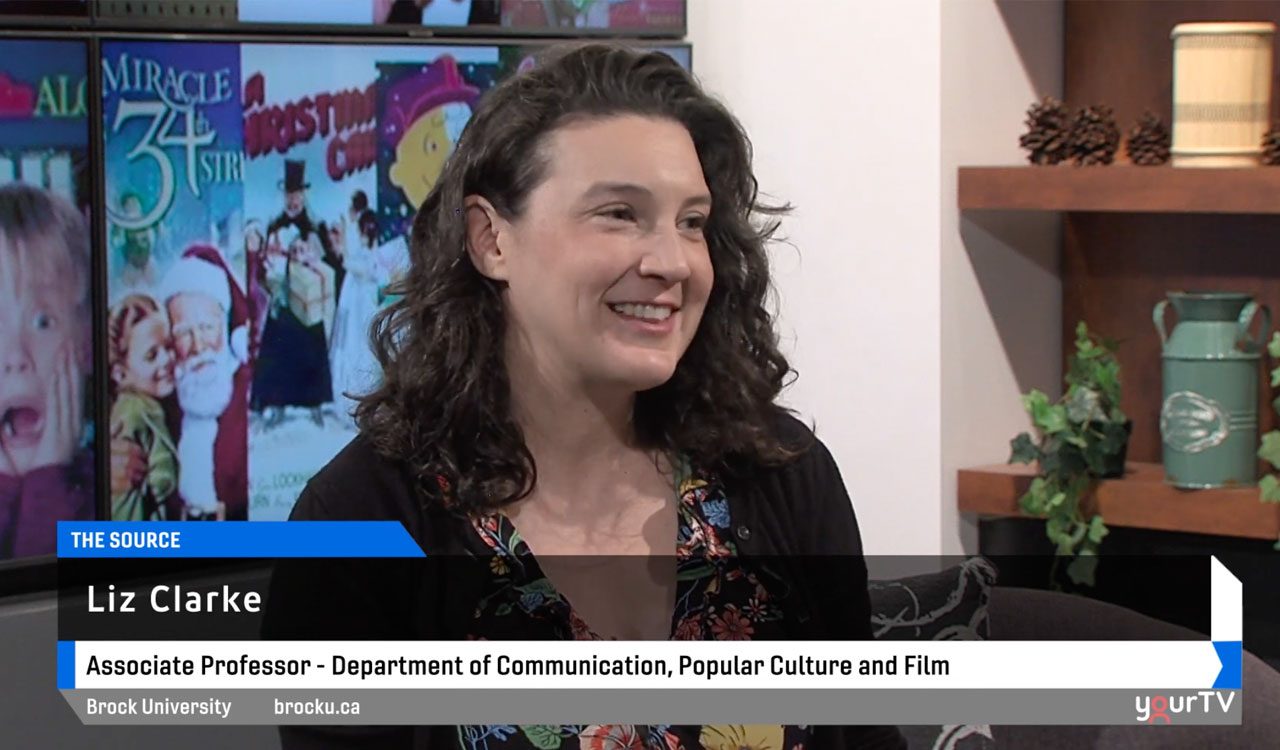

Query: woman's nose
left=638, top=229, right=692, bottom=281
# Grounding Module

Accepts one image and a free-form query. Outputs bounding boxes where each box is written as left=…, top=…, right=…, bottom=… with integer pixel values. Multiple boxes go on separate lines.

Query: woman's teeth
left=609, top=303, right=673, bottom=322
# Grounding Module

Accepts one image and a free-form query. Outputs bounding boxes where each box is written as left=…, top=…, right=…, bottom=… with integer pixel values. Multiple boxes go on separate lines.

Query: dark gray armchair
left=987, top=586, right=1280, bottom=750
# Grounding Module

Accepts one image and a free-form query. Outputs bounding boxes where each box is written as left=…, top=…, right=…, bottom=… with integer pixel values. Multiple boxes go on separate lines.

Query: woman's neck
left=507, top=365, right=673, bottom=528
left=509, top=365, right=636, bottom=474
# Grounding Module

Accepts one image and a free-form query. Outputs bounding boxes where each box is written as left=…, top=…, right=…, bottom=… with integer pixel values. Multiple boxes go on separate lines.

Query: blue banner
left=1212, top=641, right=1243, bottom=689
left=57, top=521, right=425, bottom=558
left=57, top=641, right=76, bottom=690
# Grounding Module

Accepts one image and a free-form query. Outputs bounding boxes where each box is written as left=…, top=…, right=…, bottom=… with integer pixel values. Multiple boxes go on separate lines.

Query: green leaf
left=1077, top=340, right=1102, bottom=360
left=521, top=726, right=564, bottom=750
left=1021, top=389, right=1051, bottom=418
left=1045, top=514, right=1071, bottom=545
left=1038, top=444, right=1063, bottom=476
left=1009, top=432, right=1040, bottom=464
left=1066, top=387, right=1104, bottom=424
left=1269, top=331, right=1280, bottom=359
left=1053, top=521, right=1086, bottom=555
left=1020, top=477, right=1050, bottom=515
left=1258, top=431, right=1280, bottom=470
left=1039, top=404, right=1069, bottom=434
left=1066, top=553, right=1099, bottom=587
left=1082, top=444, right=1110, bottom=476
left=1272, top=367, right=1280, bottom=389
left=1087, top=515, right=1109, bottom=544
left=1090, top=361, right=1121, bottom=405
left=1260, top=474, right=1280, bottom=504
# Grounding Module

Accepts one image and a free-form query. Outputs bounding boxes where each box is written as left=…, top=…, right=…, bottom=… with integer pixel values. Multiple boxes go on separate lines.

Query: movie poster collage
left=239, top=0, right=685, bottom=33
left=0, top=39, right=688, bottom=557
left=102, top=41, right=516, bottom=523
left=102, top=41, right=685, bottom=528
left=0, top=39, right=94, bottom=558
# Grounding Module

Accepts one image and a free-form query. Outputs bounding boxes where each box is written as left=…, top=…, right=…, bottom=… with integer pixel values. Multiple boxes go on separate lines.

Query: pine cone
left=1263, top=125, right=1280, bottom=166
left=1019, top=96, right=1071, bottom=165
left=1068, top=104, right=1120, bottom=166
left=1125, top=111, right=1171, bottom=166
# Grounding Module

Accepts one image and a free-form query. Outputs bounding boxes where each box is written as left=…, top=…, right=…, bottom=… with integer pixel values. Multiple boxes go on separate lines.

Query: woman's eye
left=681, top=215, right=708, bottom=231
left=600, top=206, right=636, bottom=222
left=32, top=312, right=54, bottom=330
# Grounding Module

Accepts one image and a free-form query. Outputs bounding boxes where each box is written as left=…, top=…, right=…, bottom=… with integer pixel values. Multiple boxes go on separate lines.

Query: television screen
left=0, top=38, right=95, bottom=560
left=238, top=0, right=686, bottom=36
left=101, top=38, right=690, bottom=524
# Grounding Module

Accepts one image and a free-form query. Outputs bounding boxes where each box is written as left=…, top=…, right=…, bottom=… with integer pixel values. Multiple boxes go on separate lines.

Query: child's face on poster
left=0, top=269, right=85, bottom=475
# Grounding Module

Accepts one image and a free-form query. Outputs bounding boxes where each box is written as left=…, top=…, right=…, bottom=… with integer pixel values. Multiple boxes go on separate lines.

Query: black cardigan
left=263, top=414, right=907, bottom=749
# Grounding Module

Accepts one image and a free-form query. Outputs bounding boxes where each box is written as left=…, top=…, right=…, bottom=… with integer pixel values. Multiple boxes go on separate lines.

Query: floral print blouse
left=453, top=465, right=811, bottom=750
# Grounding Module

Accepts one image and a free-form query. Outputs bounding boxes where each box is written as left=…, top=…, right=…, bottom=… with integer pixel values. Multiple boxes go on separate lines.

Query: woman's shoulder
left=724, top=410, right=861, bottom=554
left=749, top=409, right=839, bottom=488
left=289, top=433, right=421, bottom=522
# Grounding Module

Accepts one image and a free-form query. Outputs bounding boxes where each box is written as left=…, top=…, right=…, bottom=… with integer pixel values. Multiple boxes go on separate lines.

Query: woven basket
left=1171, top=21, right=1276, bottom=167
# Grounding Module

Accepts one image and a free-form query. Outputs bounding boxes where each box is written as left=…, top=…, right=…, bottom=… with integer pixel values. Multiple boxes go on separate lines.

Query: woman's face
left=117, top=313, right=174, bottom=399
left=491, top=115, right=713, bottom=393
left=245, top=229, right=263, bottom=254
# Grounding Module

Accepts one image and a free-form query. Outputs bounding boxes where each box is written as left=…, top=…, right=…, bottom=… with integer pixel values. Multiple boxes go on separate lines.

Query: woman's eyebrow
left=580, top=182, right=712, bottom=208
left=579, top=182, right=652, bottom=202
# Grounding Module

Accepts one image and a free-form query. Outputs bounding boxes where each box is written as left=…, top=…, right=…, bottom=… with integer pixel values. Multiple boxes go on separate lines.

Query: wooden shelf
left=958, top=462, right=1280, bottom=541
left=958, top=166, right=1280, bottom=214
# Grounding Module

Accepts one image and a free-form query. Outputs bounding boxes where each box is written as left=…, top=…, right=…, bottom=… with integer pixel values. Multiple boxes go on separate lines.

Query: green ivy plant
left=1009, top=322, right=1130, bottom=586
left=1256, top=332, right=1280, bottom=551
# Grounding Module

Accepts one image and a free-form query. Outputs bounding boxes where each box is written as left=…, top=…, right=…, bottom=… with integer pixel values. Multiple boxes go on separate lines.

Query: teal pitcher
left=1155, top=292, right=1270, bottom=488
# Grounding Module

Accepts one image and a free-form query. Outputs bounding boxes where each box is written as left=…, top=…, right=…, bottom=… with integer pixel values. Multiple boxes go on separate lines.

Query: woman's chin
left=600, top=356, right=679, bottom=393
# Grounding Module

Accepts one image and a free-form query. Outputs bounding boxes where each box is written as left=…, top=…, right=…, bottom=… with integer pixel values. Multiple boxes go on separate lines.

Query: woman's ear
left=464, top=195, right=510, bottom=282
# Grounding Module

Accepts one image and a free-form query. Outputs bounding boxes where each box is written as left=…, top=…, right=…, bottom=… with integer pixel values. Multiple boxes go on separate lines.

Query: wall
left=688, top=0, right=945, bottom=555
left=690, top=0, right=1065, bottom=556
left=939, top=0, right=1065, bottom=554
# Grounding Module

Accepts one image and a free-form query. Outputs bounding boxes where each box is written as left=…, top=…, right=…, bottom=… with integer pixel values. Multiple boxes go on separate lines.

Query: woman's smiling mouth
left=607, top=302, right=677, bottom=322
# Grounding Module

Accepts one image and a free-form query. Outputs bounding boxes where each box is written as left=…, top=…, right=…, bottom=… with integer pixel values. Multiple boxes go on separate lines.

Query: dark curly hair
left=355, top=43, right=808, bottom=514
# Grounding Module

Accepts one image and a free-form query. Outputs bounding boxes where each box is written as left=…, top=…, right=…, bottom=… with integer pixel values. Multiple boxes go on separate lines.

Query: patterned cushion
left=870, top=557, right=997, bottom=640
left=869, top=557, right=999, bottom=749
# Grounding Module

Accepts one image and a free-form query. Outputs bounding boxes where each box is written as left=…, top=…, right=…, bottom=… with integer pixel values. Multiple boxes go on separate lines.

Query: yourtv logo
left=1135, top=691, right=1237, bottom=723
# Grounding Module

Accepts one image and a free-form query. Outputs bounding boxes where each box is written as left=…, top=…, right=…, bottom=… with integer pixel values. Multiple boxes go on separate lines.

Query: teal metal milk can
left=1155, top=292, right=1270, bottom=488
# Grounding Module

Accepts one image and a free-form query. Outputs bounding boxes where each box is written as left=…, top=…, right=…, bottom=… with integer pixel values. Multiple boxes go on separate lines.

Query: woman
left=264, top=43, right=905, bottom=750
